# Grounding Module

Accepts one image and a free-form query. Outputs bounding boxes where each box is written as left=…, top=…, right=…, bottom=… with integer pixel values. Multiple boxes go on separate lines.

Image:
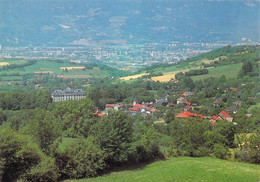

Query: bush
left=212, top=144, right=230, bottom=159
left=193, top=147, right=211, bottom=157
left=234, top=149, right=251, bottom=163
left=22, top=156, right=58, bottom=182
left=52, top=137, right=105, bottom=179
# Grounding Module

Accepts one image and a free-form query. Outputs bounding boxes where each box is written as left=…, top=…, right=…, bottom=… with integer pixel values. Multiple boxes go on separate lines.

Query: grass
left=67, top=157, right=260, bottom=182
left=191, top=63, right=242, bottom=81
left=0, top=58, right=27, bottom=65
left=247, top=102, right=260, bottom=112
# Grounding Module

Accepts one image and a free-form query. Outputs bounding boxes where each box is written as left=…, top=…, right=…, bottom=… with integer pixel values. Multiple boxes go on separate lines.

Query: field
left=151, top=69, right=191, bottom=82
left=247, top=102, right=260, bottom=112
left=0, top=62, right=10, bottom=66
left=60, top=66, right=85, bottom=70
left=67, top=157, right=260, bottom=182
left=0, top=60, right=111, bottom=83
left=0, top=58, right=27, bottom=65
left=119, top=73, right=149, bottom=80
left=191, top=63, right=243, bottom=81
left=150, top=62, right=243, bottom=83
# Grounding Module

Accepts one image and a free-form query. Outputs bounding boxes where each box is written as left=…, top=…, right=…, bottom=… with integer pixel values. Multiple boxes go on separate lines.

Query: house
left=213, top=98, right=223, bottom=107
left=105, top=104, right=124, bottom=111
left=182, top=92, right=194, bottom=98
left=177, top=97, right=185, bottom=104
left=168, top=103, right=175, bottom=107
left=177, top=97, right=191, bottom=105
left=155, top=98, right=168, bottom=106
left=213, top=99, right=220, bottom=107
left=226, top=106, right=238, bottom=114
left=133, top=96, right=138, bottom=106
left=105, top=104, right=116, bottom=110
left=176, top=111, right=194, bottom=118
left=51, top=87, right=86, bottom=102
left=230, top=87, right=237, bottom=92
left=246, top=114, right=252, bottom=118
left=183, top=105, right=192, bottom=111
left=198, top=114, right=204, bottom=119
left=218, top=110, right=233, bottom=122
left=234, top=100, right=242, bottom=107
left=35, top=84, right=43, bottom=89
left=211, top=115, right=220, bottom=122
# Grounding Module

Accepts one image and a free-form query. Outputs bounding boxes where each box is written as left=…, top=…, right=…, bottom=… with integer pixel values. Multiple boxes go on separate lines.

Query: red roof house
left=218, top=110, right=233, bottom=122
left=106, top=104, right=116, bottom=108
left=211, top=115, right=220, bottom=121
left=198, top=114, right=205, bottom=119
left=176, top=111, right=194, bottom=118
left=129, top=107, right=139, bottom=112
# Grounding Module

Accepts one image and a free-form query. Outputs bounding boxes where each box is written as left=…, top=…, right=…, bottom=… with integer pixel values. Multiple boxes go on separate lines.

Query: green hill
left=134, top=45, right=259, bottom=82
left=68, top=157, right=260, bottom=182
left=0, top=59, right=128, bottom=81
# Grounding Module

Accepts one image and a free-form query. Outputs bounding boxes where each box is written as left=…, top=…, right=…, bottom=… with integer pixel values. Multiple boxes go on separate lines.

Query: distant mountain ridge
left=0, top=0, right=259, bottom=46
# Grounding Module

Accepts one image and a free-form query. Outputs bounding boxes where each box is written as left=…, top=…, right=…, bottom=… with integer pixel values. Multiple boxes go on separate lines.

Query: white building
left=51, top=87, right=86, bottom=102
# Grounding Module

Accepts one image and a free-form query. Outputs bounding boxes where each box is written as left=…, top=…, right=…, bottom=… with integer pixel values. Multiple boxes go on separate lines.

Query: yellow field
left=119, top=73, right=149, bottom=80
left=0, top=62, right=10, bottom=66
left=60, top=67, right=85, bottom=70
left=151, top=69, right=191, bottom=82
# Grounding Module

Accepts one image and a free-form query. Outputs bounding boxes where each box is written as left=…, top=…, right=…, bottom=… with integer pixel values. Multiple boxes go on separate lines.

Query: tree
left=52, top=136, right=104, bottom=179
left=90, top=111, right=133, bottom=166
left=215, top=121, right=236, bottom=147
left=35, top=89, right=52, bottom=109
left=0, top=126, right=50, bottom=181
left=0, top=109, right=7, bottom=125
left=22, top=109, right=61, bottom=154
left=164, top=108, right=175, bottom=123
left=52, top=98, right=97, bottom=137
left=182, top=77, right=195, bottom=90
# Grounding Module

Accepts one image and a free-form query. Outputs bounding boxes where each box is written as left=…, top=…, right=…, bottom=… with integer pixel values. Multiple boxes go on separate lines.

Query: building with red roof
left=134, top=104, right=143, bottom=109
left=218, top=110, right=233, bottom=122
left=176, top=111, right=194, bottom=118
left=198, top=114, right=204, bottom=119
left=211, top=121, right=216, bottom=125
left=106, top=104, right=116, bottom=108
left=128, top=107, right=139, bottom=112
left=211, top=115, right=220, bottom=121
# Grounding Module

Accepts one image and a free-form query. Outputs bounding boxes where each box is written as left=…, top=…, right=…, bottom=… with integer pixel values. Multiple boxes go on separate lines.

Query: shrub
left=22, top=156, right=58, bottom=182
left=52, top=137, right=105, bottom=179
left=212, top=144, right=230, bottom=159
left=193, top=147, right=211, bottom=157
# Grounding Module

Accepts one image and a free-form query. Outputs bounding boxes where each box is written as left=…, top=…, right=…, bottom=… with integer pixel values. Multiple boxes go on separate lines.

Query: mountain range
left=0, top=0, right=259, bottom=46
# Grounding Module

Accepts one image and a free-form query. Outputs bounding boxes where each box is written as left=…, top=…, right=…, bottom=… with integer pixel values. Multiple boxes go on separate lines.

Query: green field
left=0, top=58, right=28, bottom=65
left=191, top=63, right=242, bottom=81
left=67, top=157, right=260, bottom=182
left=247, top=102, right=260, bottom=112
left=0, top=60, right=112, bottom=82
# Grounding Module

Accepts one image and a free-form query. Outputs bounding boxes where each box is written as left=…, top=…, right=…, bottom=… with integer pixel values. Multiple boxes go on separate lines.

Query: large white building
left=51, top=87, right=86, bottom=102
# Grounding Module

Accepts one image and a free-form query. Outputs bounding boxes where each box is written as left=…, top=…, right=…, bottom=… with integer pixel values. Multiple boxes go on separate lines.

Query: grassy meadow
left=0, top=60, right=112, bottom=82
left=67, top=157, right=260, bottom=182
left=191, top=63, right=243, bottom=81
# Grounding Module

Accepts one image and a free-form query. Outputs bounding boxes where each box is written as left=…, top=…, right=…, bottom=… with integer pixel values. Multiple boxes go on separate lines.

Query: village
left=51, top=82, right=254, bottom=126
